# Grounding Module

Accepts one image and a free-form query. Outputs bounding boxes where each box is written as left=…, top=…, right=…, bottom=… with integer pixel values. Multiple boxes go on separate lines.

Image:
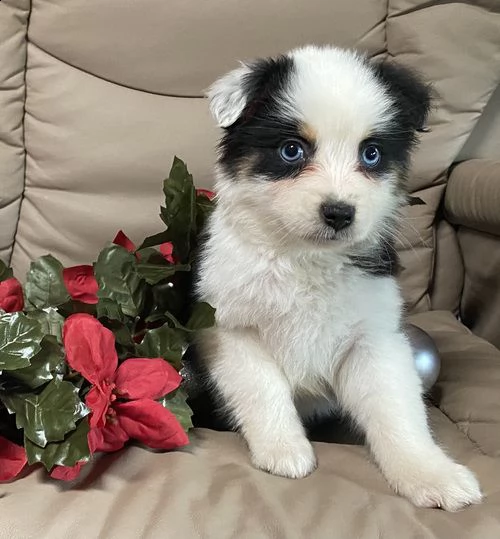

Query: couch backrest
left=1, top=0, right=499, bottom=314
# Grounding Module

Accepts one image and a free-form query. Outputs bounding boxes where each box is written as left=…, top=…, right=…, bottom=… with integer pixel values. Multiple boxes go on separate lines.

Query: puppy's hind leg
left=204, top=328, right=316, bottom=479
left=333, top=331, right=482, bottom=511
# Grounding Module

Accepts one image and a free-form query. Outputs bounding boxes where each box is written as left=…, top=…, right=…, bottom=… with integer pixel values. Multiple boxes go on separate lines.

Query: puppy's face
left=208, top=46, right=430, bottom=250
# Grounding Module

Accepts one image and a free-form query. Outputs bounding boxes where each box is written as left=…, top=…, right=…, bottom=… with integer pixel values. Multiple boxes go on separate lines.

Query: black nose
left=321, top=202, right=355, bottom=231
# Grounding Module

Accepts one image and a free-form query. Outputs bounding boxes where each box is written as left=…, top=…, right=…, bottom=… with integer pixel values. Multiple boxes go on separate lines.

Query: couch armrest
left=445, top=159, right=500, bottom=236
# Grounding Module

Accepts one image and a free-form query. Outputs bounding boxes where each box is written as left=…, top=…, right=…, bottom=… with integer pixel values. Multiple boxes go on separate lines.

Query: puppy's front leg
left=334, top=331, right=482, bottom=511
left=206, top=328, right=316, bottom=478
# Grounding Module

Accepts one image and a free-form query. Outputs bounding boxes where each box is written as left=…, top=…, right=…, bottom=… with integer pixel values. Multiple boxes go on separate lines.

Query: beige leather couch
left=1, top=0, right=500, bottom=537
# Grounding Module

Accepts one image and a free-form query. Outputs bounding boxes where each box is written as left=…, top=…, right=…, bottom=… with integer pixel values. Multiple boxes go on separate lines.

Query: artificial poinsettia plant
left=0, top=157, right=215, bottom=482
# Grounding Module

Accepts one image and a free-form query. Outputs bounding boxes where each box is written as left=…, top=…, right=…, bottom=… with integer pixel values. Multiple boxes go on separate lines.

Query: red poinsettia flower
left=113, top=230, right=137, bottom=255
left=0, top=436, right=27, bottom=482
left=113, top=230, right=180, bottom=265
left=0, top=277, right=24, bottom=312
left=159, top=242, right=178, bottom=264
left=196, top=188, right=215, bottom=200
left=50, top=461, right=85, bottom=481
left=63, top=265, right=98, bottom=304
left=63, top=314, right=189, bottom=454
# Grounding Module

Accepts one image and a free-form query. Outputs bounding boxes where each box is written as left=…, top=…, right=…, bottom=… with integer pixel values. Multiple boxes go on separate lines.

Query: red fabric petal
left=63, top=265, right=98, bottom=304
left=50, top=461, right=86, bottom=481
left=0, top=436, right=27, bottom=481
left=89, top=420, right=129, bottom=453
left=0, top=278, right=24, bottom=313
left=115, top=400, right=189, bottom=450
left=113, top=230, right=136, bottom=253
left=63, top=314, right=118, bottom=385
left=114, top=358, right=182, bottom=400
left=159, top=242, right=177, bottom=264
left=196, top=189, right=215, bottom=201
left=86, top=385, right=113, bottom=428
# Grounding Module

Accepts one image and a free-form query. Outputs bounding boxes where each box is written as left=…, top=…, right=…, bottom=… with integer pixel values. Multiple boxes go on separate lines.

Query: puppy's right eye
left=279, top=140, right=305, bottom=163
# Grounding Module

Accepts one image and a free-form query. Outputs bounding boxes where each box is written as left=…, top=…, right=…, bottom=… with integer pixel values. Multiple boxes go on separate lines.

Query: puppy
left=196, top=45, right=482, bottom=511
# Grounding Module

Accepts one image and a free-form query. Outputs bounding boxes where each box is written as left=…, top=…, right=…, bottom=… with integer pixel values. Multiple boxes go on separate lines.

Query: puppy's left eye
left=360, top=143, right=382, bottom=169
left=279, top=140, right=305, bottom=163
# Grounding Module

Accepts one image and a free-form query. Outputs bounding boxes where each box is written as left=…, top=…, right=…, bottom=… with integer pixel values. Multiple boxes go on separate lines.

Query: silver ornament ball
left=406, top=324, right=441, bottom=392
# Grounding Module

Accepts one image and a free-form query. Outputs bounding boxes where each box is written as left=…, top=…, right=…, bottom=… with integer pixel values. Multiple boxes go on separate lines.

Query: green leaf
left=96, top=297, right=127, bottom=323
left=158, top=387, right=193, bottom=432
left=168, top=156, right=194, bottom=185
left=104, top=319, right=133, bottom=348
left=137, top=231, right=171, bottom=251
left=1, top=376, right=89, bottom=447
left=0, top=259, right=13, bottom=281
left=94, top=245, right=145, bottom=318
left=25, top=419, right=90, bottom=471
left=135, top=247, right=162, bottom=262
left=186, top=302, right=216, bottom=331
left=137, top=262, right=190, bottom=285
left=24, top=255, right=70, bottom=310
left=160, top=157, right=196, bottom=261
left=8, top=336, right=66, bottom=389
left=136, top=324, right=187, bottom=369
left=195, top=192, right=215, bottom=233
left=25, top=308, right=65, bottom=344
left=0, top=312, right=43, bottom=370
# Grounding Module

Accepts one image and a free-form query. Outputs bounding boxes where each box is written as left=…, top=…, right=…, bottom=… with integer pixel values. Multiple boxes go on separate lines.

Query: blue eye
left=280, top=140, right=305, bottom=163
left=360, top=144, right=382, bottom=168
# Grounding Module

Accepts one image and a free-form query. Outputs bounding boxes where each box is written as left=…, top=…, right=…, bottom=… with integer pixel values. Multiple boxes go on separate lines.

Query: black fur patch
left=218, top=56, right=313, bottom=181
left=372, top=60, right=432, bottom=134
left=358, top=62, right=431, bottom=182
left=359, top=134, right=414, bottom=179
left=183, top=344, right=236, bottom=431
left=348, top=236, right=400, bottom=277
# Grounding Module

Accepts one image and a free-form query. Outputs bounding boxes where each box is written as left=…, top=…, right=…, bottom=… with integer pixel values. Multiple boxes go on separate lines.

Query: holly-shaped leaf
left=94, top=245, right=145, bottom=318
left=104, top=319, right=133, bottom=348
left=136, top=324, right=187, bottom=369
left=195, top=192, right=215, bottom=234
left=8, top=336, right=66, bottom=389
left=0, top=259, right=13, bottom=282
left=136, top=262, right=190, bottom=285
left=1, top=376, right=89, bottom=447
left=158, top=304, right=215, bottom=336
left=96, top=297, right=127, bottom=323
left=186, top=302, right=216, bottom=331
left=159, top=157, right=196, bottom=261
left=0, top=312, right=43, bottom=370
left=168, top=156, right=194, bottom=186
left=25, top=308, right=65, bottom=344
left=24, top=255, right=70, bottom=310
left=158, top=387, right=193, bottom=432
left=138, top=231, right=171, bottom=251
left=24, top=419, right=90, bottom=471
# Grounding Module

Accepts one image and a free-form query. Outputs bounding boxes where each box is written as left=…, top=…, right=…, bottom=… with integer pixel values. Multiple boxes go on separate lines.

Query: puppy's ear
left=207, top=56, right=294, bottom=128
left=206, top=64, right=253, bottom=128
left=374, top=61, right=432, bottom=132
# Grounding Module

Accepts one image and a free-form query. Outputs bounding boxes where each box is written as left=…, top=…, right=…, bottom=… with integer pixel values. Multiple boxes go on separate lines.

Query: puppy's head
left=208, top=46, right=430, bottom=250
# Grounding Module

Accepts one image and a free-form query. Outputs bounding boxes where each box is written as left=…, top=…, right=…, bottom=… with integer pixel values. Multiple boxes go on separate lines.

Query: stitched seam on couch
left=27, top=41, right=205, bottom=99
left=8, top=0, right=32, bottom=266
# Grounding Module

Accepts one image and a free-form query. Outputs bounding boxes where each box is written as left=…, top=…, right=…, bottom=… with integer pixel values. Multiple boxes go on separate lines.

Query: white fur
left=206, top=63, right=252, bottom=128
left=198, top=45, right=482, bottom=510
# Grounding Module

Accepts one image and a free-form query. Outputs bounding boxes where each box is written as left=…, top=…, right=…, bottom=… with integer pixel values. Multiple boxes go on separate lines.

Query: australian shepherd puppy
left=195, top=45, right=482, bottom=511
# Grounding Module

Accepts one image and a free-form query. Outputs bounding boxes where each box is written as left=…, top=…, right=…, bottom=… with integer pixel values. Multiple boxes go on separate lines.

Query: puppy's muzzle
left=321, top=202, right=355, bottom=231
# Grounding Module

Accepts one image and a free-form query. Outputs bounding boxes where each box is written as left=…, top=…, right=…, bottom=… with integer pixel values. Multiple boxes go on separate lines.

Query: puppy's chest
left=258, top=266, right=362, bottom=380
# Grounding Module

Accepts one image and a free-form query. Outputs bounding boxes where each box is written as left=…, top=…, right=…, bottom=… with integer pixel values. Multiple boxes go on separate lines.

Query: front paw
left=250, top=436, right=317, bottom=479
left=389, top=457, right=482, bottom=511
